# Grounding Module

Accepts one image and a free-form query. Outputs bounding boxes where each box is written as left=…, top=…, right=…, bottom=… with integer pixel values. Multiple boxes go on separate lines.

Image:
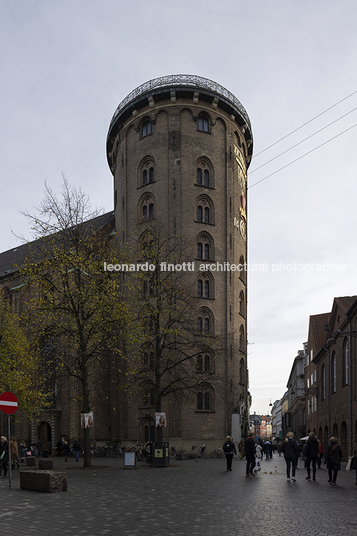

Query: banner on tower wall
left=81, top=412, right=94, bottom=428
left=156, top=413, right=166, bottom=427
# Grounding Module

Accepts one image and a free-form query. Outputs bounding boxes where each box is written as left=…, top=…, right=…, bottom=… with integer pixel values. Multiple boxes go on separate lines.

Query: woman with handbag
left=325, top=437, right=342, bottom=486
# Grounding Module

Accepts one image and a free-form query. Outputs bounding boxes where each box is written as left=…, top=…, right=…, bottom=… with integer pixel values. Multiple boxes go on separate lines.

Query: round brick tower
left=107, top=75, right=253, bottom=448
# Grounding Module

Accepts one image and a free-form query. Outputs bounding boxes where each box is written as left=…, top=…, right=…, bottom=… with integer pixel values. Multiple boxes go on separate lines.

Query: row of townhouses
left=271, top=295, right=357, bottom=458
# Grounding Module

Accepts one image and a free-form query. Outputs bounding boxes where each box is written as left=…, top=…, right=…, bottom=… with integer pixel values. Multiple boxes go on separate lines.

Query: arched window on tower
left=204, top=243, right=209, bottom=260
left=198, top=309, right=213, bottom=336
left=197, top=168, right=203, bottom=185
left=149, top=167, right=154, bottom=183
left=196, top=355, right=203, bottom=372
left=197, top=206, right=203, bottom=222
left=204, top=169, right=209, bottom=187
left=142, top=120, right=152, bottom=137
left=204, top=317, right=210, bottom=335
left=197, top=280, right=203, bottom=298
left=204, top=354, right=210, bottom=372
left=239, top=325, right=245, bottom=352
left=239, top=290, right=245, bottom=316
left=197, top=317, right=203, bottom=333
left=204, top=207, right=210, bottom=223
left=239, top=255, right=246, bottom=284
left=149, top=203, right=154, bottom=220
left=197, top=242, right=203, bottom=259
left=196, top=385, right=214, bottom=411
left=141, top=200, right=155, bottom=221
left=196, top=197, right=214, bottom=225
left=198, top=115, right=209, bottom=133
left=204, top=280, right=209, bottom=299
left=140, top=158, right=155, bottom=187
left=204, top=391, right=211, bottom=410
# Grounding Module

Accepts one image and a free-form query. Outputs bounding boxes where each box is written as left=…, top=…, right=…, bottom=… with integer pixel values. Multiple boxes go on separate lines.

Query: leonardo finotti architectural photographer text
left=103, top=262, right=348, bottom=274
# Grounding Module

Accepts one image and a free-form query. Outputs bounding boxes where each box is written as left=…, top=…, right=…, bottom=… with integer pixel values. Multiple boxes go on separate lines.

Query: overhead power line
left=253, top=89, right=357, bottom=159
left=249, top=105, right=357, bottom=175
left=248, top=122, right=357, bottom=189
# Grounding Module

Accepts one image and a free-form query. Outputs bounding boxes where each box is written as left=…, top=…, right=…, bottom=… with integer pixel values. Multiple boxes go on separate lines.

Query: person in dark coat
left=317, top=439, right=324, bottom=468
left=0, top=436, right=9, bottom=477
left=281, top=431, right=299, bottom=481
left=56, top=440, right=63, bottom=457
left=305, top=432, right=319, bottom=481
left=244, top=432, right=256, bottom=477
left=72, top=439, right=82, bottom=462
left=223, top=435, right=237, bottom=472
left=63, top=440, right=70, bottom=462
left=326, top=437, right=342, bottom=485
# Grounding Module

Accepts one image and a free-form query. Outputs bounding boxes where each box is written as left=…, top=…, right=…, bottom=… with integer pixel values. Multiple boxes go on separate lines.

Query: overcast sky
left=1, top=0, right=357, bottom=415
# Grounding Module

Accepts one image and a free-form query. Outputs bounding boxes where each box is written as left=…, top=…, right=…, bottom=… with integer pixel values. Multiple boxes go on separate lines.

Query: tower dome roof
left=106, top=74, right=253, bottom=170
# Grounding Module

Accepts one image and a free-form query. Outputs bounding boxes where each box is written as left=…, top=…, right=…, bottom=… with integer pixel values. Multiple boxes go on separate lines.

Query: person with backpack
left=72, top=439, right=82, bottom=462
left=223, top=435, right=237, bottom=472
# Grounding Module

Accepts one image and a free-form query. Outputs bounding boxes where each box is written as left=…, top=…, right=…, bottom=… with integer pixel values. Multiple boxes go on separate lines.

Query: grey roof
left=109, top=74, right=252, bottom=133
left=0, top=212, right=115, bottom=279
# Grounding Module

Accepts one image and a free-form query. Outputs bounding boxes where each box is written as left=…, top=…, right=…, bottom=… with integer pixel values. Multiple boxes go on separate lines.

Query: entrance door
left=38, top=422, right=51, bottom=454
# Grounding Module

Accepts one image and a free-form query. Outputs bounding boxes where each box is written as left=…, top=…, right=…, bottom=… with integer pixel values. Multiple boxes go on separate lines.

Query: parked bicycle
left=210, top=448, right=224, bottom=458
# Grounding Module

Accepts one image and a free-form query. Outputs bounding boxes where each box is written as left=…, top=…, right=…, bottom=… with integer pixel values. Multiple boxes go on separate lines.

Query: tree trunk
left=82, top=366, right=91, bottom=467
left=83, top=425, right=91, bottom=467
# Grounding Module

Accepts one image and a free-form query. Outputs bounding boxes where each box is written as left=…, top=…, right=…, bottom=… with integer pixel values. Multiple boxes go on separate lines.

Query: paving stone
left=0, top=455, right=356, bottom=534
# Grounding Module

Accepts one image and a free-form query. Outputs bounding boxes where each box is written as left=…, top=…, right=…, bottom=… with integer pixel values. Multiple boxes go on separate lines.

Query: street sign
left=0, top=391, right=19, bottom=415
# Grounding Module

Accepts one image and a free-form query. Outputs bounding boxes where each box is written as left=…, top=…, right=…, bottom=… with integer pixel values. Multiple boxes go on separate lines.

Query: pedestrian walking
left=305, top=432, right=319, bottom=481
left=254, top=441, right=262, bottom=473
left=295, top=442, right=301, bottom=467
left=326, top=437, right=342, bottom=485
left=317, top=439, right=324, bottom=469
left=238, top=439, right=244, bottom=460
left=56, top=440, right=63, bottom=457
left=10, top=437, right=19, bottom=469
left=36, top=440, right=42, bottom=457
left=19, top=440, right=26, bottom=462
left=0, top=436, right=9, bottom=477
left=264, top=440, right=271, bottom=460
left=244, top=432, right=256, bottom=477
left=72, top=439, right=82, bottom=462
left=63, top=440, right=70, bottom=462
left=281, top=431, right=299, bottom=482
left=352, top=442, right=357, bottom=485
left=223, top=435, right=236, bottom=472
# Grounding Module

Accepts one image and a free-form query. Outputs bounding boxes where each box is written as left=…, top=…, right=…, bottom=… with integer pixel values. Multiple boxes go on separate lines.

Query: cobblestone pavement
left=0, top=454, right=356, bottom=535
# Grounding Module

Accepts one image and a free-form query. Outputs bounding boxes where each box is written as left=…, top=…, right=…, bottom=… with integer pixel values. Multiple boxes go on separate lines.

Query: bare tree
left=126, top=223, right=221, bottom=443
left=20, top=178, right=129, bottom=466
